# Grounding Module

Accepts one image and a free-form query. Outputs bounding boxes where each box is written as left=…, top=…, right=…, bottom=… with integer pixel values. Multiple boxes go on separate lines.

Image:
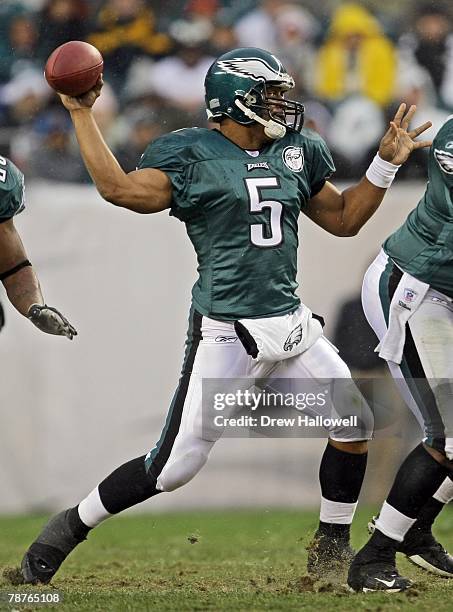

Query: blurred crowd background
left=1, top=0, right=453, bottom=183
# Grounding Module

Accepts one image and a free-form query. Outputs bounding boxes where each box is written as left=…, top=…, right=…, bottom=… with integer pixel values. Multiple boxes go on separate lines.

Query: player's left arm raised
left=305, top=103, right=432, bottom=236
left=0, top=219, right=77, bottom=339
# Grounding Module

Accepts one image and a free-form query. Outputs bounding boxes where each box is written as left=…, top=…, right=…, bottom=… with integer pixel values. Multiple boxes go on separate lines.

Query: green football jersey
left=0, top=156, right=25, bottom=223
left=384, top=116, right=453, bottom=297
left=139, top=127, right=334, bottom=320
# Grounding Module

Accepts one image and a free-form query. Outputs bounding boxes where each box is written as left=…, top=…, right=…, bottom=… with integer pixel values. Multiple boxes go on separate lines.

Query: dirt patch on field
left=2, top=566, right=25, bottom=585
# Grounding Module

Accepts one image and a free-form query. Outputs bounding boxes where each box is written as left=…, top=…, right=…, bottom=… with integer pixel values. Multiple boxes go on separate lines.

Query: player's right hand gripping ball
left=45, top=40, right=103, bottom=97
left=28, top=304, right=78, bottom=340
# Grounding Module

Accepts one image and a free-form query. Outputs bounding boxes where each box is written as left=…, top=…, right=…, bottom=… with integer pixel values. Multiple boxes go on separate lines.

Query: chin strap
left=234, top=99, right=286, bottom=140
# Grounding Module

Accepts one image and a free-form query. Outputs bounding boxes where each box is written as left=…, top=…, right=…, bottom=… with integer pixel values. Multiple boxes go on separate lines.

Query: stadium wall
left=0, top=181, right=425, bottom=514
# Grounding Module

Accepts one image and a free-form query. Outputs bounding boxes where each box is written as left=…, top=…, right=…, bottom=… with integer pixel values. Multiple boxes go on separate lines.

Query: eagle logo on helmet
left=216, top=57, right=294, bottom=89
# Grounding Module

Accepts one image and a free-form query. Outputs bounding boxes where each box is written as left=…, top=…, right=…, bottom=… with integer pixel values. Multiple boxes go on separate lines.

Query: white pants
left=146, top=308, right=373, bottom=493
left=362, top=249, right=453, bottom=457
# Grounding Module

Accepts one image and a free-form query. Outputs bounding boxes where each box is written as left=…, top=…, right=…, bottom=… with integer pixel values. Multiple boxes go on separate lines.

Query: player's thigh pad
left=407, top=291, right=453, bottom=442
left=408, top=291, right=453, bottom=379
left=274, top=335, right=373, bottom=441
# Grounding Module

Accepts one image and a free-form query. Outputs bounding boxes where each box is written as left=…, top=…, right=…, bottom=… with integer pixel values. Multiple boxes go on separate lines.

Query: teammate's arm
left=304, top=104, right=432, bottom=237
left=57, top=79, right=172, bottom=214
left=0, top=219, right=77, bottom=339
left=0, top=218, right=43, bottom=315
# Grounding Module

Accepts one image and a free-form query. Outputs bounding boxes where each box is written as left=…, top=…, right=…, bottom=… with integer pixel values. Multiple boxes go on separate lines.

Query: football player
left=0, top=156, right=76, bottom=339
left=18, top=48, right=430, bottom=585
left=349, top=117, right=453, bottom=591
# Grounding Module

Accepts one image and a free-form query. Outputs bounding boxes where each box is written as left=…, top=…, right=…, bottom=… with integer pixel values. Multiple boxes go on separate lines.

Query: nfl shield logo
left=403, top=288, right=417, bottom=302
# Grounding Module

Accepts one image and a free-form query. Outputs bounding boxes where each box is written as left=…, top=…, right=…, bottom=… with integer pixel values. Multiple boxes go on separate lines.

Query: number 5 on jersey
left=245, top=177, right=283, bottom=247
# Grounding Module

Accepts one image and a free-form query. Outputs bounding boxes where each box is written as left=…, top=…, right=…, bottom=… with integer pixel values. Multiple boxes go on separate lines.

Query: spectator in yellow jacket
left=315, top=3, right=396, bottom=107
left=88, top=0, right=172, bottom=89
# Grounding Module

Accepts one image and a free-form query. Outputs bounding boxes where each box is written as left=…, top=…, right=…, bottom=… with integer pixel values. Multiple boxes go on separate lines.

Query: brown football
left=45, top=41, right=103, bottom=96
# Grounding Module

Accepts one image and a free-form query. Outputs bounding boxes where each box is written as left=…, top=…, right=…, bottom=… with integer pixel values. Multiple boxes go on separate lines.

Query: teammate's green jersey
left=384, top=116, right=453, bottom=297
left=139, top=127, right=334, bottom=320
left=0, top=156, right=25, bottom=223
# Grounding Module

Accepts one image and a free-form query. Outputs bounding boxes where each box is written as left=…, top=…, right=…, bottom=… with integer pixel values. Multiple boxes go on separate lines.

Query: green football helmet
left=204, top=47, right=304, bottom=139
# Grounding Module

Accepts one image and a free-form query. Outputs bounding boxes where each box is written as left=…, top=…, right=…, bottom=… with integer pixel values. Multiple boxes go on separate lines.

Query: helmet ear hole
left=244, top=93, right=258, bottom=105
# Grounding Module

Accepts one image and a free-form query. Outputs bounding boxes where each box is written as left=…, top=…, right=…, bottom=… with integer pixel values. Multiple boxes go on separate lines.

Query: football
left=45, top=41, right=103, bottom=97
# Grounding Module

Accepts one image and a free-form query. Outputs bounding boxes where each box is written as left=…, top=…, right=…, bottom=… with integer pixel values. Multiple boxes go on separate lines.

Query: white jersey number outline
left=245, top=177, right=283, bottom=248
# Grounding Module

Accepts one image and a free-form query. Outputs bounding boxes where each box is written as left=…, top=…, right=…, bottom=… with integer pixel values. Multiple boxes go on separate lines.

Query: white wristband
left=365, top=153, right=401, bottom=189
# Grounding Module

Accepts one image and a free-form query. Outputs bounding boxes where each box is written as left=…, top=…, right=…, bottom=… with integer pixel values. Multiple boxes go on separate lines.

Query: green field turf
left=0, top=508, right=452, bottom=611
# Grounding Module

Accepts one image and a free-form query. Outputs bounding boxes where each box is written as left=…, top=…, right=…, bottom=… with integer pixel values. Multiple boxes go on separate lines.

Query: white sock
left=78, top=487, right=112, bottom=528
left=433, top=477, right=453, bottom=504
left=320, top=497, right=358, bottom=524
left=375, top=501, right=416, bottom=542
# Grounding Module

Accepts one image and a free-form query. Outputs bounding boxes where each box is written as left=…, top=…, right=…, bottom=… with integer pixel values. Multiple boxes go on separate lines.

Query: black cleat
left=307, top=530, right=355, bottom=579
left=348, top=558, right=412, bottom=593
left=400, top=527, right=453, bottom=577
left=369, top=515, right=453, bottom=578
left=348, top=529, right=412, bottom=593
left=21, top=544, right=67, bottom=584
left=21, top=509, right=87, bottom=584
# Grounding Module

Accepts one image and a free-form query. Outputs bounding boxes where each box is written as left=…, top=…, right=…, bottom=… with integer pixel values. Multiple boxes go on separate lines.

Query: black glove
left=27, top=304, right=77, bottom=340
